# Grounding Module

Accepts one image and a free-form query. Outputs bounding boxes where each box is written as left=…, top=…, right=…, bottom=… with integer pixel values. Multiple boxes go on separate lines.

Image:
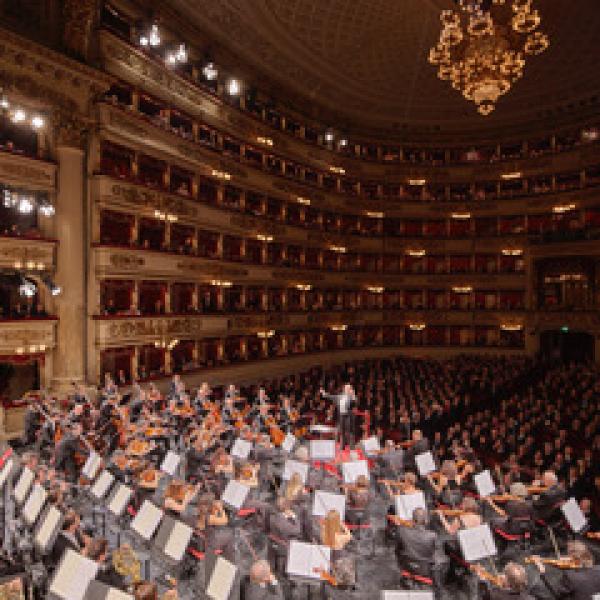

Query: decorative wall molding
left=0, top=236, right=56, bottom=270
left=0, top=320, right=57, bottom=353
left=0, top=153, right=56, bottom=191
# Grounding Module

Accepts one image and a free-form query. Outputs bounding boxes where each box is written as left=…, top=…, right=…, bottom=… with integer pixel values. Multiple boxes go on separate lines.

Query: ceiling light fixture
left=202, top=62, right=218, bottom=81
left=226, top=79, right=241, bottom=96
left=429, top=0, right=549, bottom=115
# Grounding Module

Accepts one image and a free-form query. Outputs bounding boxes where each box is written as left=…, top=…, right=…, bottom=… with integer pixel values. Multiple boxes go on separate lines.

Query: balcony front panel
left=0, top=318, right=57, bottom=354
left=0, top=235, right=57, bottom=270
left=0, top=152, right=57, bottom=191
left=95, top=314, right=227, bottom=348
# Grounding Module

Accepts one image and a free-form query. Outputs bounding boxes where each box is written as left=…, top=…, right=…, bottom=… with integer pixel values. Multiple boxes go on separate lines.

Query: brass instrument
left=525, top=556, right=581, bottom=570
left=112, top=544, right=142, bottom=583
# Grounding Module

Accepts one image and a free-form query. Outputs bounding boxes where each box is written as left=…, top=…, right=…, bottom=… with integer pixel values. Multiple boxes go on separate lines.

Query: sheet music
left=561, top=497, right=587, bottom=533
left=309, top=439, right=336, bottom=460
left=163, top=520, right=192, bottom=561
left=395, top=492, right=427, bottom=521
left=230, top=438, right=252, bottom=460
left=473, top=470, right=496, bottom=498
left=0, top=457, right=14, bottom=488
left=282, top=459, right=309, bottom=484
left=341, top=460, right=370, bottom=484
left=160, top=451, right=181, bottom=476
left=362, top=436, right=381, bottom=455
left=49, top=549, right=98, bottom=600
left=82, top=453, right=102, bottom=480
left=381, top=592, right=434, bottom=600
left=90, top=470, right=114, bottom=499
left=131, top=500, right=164, bottom=540
left=312, top=490, right=346, bottom=520
left=415, top=451, right=436, bottom=477
left=107, top=484, right=133, bottom=516
left=286, top=541, right=330, bottom=580
left=221, top=480, right=250, bottom=510
left=457, top=524, right=497, bottom=562
left=281, top=433, right=296, bottom=454
left=23, top=483, right=47, bottom=525
left=13, top=467, right=34, bottom=504
left=35, top=505, right=62, bottom=550
left=206, top=556, right=237, bottom=600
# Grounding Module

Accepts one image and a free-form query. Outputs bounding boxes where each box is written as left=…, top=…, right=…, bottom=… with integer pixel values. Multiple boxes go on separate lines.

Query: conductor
left=320, top=383, right=357, bottom=448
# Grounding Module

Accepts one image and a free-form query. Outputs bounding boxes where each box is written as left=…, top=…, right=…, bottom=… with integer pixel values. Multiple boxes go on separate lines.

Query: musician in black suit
left=532, top=541, right=600, bottom=600
left=394, top=508, right=442, bottom=580
left=22, top=403, right=40, bottom=445
left=320, top=383, right=357, bottom=448
left=52, top=509, right=85, bottom=563
left=53, top=424, right=81, bottom=482
left=86, top=538, right=126, bottom=590
left=532, top=471, right=566, bottom=523
left=485, top=562, right=534, bottom=600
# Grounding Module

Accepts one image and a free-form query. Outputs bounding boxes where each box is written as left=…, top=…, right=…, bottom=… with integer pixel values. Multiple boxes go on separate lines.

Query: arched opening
left=539, top=329, right=595, bottom=363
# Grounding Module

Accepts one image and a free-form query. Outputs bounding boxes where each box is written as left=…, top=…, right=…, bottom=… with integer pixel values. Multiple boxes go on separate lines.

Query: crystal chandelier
left=429, top=0, right=549, bottom=115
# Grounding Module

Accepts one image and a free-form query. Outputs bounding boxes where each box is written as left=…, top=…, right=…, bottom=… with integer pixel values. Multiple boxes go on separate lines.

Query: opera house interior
left=0, top=1, right=599, bottom=599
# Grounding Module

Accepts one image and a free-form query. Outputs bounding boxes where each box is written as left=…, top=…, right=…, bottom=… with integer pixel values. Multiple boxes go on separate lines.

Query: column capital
left=54, top=110, right=90, bottom=150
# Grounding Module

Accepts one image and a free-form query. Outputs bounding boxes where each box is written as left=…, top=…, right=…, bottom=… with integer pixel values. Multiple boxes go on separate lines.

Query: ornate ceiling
left=166, top=0, right=600, bottom=141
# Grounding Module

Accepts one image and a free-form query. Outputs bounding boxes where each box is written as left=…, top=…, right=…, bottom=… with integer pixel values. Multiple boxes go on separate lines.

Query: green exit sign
left=560, top=326, right=569, bottom=333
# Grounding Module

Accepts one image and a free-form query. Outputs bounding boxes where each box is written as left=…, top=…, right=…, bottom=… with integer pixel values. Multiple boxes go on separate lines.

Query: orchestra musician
left=392, top=507, right=447, bottom=596
left=530, top=541, right=600, bottom=600
left=244, top=560, right=284, bottom=600
left=485, top=562, right=534, bottom=600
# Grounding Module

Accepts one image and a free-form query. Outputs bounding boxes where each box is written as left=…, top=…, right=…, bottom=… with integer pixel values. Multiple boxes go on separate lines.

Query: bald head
left=504, top=562, right=528, bottom=592
left=250, top=560, right=271, bottom=583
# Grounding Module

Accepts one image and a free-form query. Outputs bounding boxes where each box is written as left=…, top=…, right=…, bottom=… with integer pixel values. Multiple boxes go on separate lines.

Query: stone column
left=52, top=136, right=86, bottom=389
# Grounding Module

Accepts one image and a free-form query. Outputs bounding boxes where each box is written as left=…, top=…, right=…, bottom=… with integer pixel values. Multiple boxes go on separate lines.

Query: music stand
left=160, top=451, right=181, bottom=477
left=205, top=554, right=239, bottom=600
left=82, top=453, right=103, bottom=481
left=0, top=454, right=19, bottom=490
left=309, top=440, right=335, bottom=461
left=230, top=438, right=252, bottom=460
left=395, top=492, right=427, bottom=521
left=341, top=460, right=370, bottom=484
left=90, top=470, right=115, bottom=501
left=33, top=504, right=64, bottom=555
left=48, top=549, right=99, bottom=600
left=283, top=460, right=309, bottom=485
left=153, top=514, right=193, bottom=562
left=312, top=490, right=346, bottom=521
left=473, top=470, right=496, bottom=498
left=561, top=497, right=587, bottom=533
left=221, top=480, right=250, bottom=511
left=12, top=466, right=34, bottom=505
left=106, top=483, right=133, bottom=518
left=457, top=524, right=497, bottom=562
left=415, top=452, right=436, bottom=477
left=281, top=433, right=297, bottom=454
left=130, top=500, right=164, bottom=541
left=21, top=482, right=48, bottom=527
